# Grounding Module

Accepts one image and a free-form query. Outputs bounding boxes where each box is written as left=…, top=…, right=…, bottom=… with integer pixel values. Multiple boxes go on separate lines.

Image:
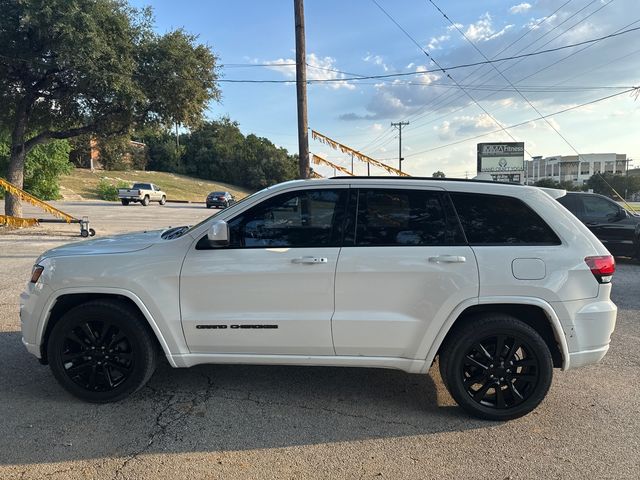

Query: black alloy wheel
left=439, top=314, right=553, bottom=421
left=47, top=300, right=157, bottom=402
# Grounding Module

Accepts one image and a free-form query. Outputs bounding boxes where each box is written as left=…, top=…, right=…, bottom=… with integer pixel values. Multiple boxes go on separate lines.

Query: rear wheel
left=439, top=314, right=553, bottom=421
left=47, top=300, right=157, bottom=403
left=120, top=199, right=129, bottom=206
left=141, top=195, right=150, bottom=206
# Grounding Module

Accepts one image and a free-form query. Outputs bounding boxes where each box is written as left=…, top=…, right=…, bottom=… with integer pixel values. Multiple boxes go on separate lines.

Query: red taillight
left=585, top=255, right=615, bottom=283
left=218, top=196, right=225, bottom=200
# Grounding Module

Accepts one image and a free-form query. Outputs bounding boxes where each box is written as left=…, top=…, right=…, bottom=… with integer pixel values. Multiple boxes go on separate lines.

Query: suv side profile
left=557, top=192, right=640, bottom=259
left=20, top=178, right=617, bottom=420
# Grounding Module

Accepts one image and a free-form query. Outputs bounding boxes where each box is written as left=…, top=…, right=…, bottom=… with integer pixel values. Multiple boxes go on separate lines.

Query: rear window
left=132, top=183, right=151, bottom=190
left=346, top=189, right=465, bottom=246
left=450, top=192, right=560, bottom=245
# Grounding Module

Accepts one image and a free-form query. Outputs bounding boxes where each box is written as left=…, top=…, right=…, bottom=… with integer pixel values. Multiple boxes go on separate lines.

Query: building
left=525, top=153, right=629, bottom=186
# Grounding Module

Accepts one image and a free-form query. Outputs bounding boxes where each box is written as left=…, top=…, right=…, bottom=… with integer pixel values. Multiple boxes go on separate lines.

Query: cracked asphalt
left=1, top=201, right=639, bottom=479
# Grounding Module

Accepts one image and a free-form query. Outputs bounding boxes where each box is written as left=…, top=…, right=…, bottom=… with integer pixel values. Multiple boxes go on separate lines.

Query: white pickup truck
left=118, top=183, right=166, bottom=206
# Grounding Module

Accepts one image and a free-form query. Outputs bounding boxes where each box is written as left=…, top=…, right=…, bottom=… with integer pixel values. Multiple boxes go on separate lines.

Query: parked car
left=206, top=191, right=235, bottom=209
left=21, top=178, right=617, bottom=420
left=118, top=183, right=166, bottom=206
left=557, top=192, right=640, bottom=259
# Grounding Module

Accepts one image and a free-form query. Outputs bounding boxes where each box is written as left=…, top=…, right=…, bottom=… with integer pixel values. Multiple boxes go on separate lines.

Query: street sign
left=477, top=142, right=525, bottom=183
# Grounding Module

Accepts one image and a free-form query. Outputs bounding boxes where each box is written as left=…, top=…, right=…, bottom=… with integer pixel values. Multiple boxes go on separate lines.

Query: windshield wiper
left=161, top=226, right=190, bottom=240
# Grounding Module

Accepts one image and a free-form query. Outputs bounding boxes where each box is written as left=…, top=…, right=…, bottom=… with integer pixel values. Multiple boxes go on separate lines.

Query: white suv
left=20, top=178, right=617, bottom=420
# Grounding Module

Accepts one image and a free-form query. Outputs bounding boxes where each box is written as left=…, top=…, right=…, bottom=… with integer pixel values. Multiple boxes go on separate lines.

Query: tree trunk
left=4, top=145, right=27, bottom=218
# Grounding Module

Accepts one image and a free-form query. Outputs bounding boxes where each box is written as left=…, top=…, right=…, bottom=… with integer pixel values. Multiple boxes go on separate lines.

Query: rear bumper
left=557, top=296, right=617, bottom=370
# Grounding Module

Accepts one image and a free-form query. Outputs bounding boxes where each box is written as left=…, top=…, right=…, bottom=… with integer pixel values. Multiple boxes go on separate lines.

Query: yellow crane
left=311, top=130, right=411, bottom=177
left=311, top=153, right=354, bottom=176
left=1, top=177, right=95, bottom=236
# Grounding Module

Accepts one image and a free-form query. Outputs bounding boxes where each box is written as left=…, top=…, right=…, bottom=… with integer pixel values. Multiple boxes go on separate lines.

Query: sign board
left=477, top=142, right=525, bottom=183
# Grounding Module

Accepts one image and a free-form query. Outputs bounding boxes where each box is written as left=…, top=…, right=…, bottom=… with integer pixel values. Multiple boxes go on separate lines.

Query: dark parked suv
left=206, top=191, right=235, bottom=209
left=557, top=192, right=640, bottom=259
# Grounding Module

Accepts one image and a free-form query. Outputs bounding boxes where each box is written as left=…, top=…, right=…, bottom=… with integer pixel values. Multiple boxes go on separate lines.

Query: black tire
left=88, top=228, right=96, bottom=237
left=206, top=205, right=212, bottom=209
left=224, top=201, right=229, bottom=208
left=159, top=196, right=166, bottom=205
left=439, top=314, right=553, bottom=421
left=121, top=199, right=129, bottom=206
left=47, top=300, right=157, bottom=403
left=141, top=195, right=150, bottom=206
left=80, top=229, right=89, bottom=238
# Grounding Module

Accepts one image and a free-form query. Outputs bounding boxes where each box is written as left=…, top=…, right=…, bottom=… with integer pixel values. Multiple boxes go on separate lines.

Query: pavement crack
left=111, top=375, right=217, bottom=480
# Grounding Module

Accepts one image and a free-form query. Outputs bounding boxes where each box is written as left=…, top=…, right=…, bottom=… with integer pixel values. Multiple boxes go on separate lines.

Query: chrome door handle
left=429, top=255, right=466, bottom=264
left=292, top=256, right=328, bottom=264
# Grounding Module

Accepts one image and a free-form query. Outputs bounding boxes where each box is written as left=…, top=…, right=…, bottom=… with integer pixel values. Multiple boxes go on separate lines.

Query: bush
left=97, top=178, right=129, bottom=201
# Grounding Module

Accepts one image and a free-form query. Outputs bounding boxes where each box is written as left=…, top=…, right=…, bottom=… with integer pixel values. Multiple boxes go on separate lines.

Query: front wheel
left=439, top=314, right=553, bottom=421
left=159, top=196, right=166, bottom=205
left=47, top=300, right=157, bottom=403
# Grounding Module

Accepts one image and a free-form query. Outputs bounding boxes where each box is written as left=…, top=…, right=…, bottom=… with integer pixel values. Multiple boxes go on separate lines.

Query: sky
left=130, top=0, right=640, bottom=178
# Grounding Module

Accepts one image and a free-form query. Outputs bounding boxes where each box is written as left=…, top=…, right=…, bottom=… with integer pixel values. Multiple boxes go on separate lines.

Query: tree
left=586, top=173, right=640, bottom=199
left=432, top=170, right=446, bottom=178
left=0, top=0, right=219, bottom=216
left=1, top=132, right=72, bottom=200
left=533, top=178, right=584, bottom=192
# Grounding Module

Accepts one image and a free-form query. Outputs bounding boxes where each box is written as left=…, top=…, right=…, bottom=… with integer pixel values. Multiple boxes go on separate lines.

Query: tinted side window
left=582, top=196, right=620, bottom=218
left=450, top=192, right=560, bottom=245
left=557, top=194, right=579, bottom=214
left=349, top=189, right=464, bottom=246
left=227, top=189, right=347, bottom=248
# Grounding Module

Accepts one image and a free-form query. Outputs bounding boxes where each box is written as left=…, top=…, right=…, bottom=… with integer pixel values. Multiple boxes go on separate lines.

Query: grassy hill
left=60, top=169, right=252, bottom=202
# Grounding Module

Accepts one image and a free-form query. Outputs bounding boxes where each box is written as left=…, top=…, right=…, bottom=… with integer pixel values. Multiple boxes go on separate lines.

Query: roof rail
left=328, top=176, right=523, bottom=186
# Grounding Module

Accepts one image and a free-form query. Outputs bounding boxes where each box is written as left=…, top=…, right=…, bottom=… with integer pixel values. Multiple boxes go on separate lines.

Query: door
left=580, top=194, right=635, bottom=256
left=180, top=187, right=348, bottom=354
left=332, top=187, right=479, bottom=358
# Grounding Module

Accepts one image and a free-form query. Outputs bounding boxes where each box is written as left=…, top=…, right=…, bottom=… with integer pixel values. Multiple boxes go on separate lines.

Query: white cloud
left=465, top=13, right=513, bottom=42
left=427, top=34, right=450, bottom=50
left=265, top=53, right=355, bottom=90
left=363, top=53, right=389, bottom=71
left=509, top=3, right=532, bottom=14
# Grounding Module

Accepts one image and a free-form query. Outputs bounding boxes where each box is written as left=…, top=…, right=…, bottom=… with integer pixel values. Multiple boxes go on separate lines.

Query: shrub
left=97, top=178, right=129, bottom=201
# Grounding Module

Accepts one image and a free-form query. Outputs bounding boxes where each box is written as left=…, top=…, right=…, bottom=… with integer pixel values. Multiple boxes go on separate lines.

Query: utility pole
left=294, top=0, right=309, bottom=179
left=391, top=121, right=409, bottom=174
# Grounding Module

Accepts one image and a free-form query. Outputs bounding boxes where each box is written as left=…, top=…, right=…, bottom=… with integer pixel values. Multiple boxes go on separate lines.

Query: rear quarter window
left=450, top=192, right=561, bottom=245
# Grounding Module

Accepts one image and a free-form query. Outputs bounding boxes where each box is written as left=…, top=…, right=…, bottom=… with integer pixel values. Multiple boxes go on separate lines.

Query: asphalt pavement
left=0, top=201, right=638, bottom=479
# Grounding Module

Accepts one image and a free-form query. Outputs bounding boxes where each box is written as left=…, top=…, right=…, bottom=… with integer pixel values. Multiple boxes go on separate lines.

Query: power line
left=403, top=87, right=638, bottom=158
left=1, top=26, right=637, bottom=85
left=370, top=0, right=527, bottom=153
left=427, top=0, right=585, bottom=159
left=402, top=0, right=615, bottom=133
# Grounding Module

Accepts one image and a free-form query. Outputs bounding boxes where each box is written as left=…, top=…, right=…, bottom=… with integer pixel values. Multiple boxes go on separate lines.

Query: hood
left=37, top=229, right=166, bottom=261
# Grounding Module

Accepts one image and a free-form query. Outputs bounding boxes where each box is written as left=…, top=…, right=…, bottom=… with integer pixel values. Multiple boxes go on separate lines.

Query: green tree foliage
left=96, top=178, right=129, bottom=201
left=586, top=173, right=640, bottom=199
left=1, top=132, right=72, bottom=200
left=432, top=171, right=446, bottom=178
left=144, top=119, right=298, bottom=191
left=533, top=178, right=585, bottom=191
left=95, top=135, right=149, bottom=171
left=0, top=0, right=220, bottom=215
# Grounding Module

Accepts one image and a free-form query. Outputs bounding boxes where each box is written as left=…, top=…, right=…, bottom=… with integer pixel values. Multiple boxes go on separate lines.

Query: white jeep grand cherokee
left=20, top=177, right=617, bottom=420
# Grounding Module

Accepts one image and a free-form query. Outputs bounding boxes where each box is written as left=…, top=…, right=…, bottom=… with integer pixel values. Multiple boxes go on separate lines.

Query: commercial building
left=524, top=153, right=629, bottom=186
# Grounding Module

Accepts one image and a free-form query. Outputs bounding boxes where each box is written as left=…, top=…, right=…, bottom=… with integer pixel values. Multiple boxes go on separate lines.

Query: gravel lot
left=1, top=201, right=638, bottom=479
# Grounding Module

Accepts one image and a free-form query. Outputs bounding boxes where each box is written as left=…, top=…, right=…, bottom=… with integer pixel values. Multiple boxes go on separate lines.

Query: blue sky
left=131, top=0, right=640, bottom=177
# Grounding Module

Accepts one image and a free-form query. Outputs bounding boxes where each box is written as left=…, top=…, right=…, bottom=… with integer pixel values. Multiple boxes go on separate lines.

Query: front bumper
left=20, top=282, right=54, bottom=360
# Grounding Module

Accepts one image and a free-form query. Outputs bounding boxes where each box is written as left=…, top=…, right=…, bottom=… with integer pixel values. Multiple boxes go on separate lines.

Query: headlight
left=30, top=265, right=44, bottom=284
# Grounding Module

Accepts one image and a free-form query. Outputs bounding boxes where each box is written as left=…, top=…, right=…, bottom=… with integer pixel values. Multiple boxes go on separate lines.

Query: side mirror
left=207, top=220, right=229, bottom=247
